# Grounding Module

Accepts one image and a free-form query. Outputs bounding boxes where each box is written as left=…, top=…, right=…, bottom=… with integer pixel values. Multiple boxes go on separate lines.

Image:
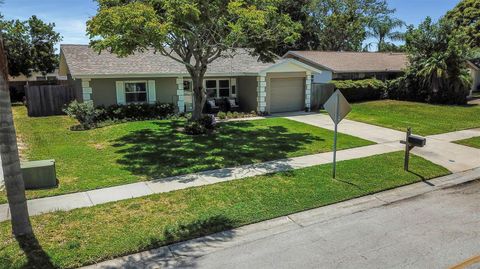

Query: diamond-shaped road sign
left=324, top=90, right=351, bottom=124
left=324, top=90, right=351, bottom=179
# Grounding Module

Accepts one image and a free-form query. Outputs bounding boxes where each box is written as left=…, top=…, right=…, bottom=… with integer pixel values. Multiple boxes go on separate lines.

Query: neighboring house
left=468, top=59, right=480, bottom=96
left=283, top=51, right=408, bottom=83
left=8, top=69, right=67, bottom=102
left=59, top=45, right=328, bottom=114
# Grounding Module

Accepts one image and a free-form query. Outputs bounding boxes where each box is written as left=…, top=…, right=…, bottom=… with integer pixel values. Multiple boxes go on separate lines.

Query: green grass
left=347, top=100, right=480, bottom=136
left=0, top=151, right=449, bottom=269
left=0, top=106, right=372, bottom=203
left=454, top=136, right=480, bottom=149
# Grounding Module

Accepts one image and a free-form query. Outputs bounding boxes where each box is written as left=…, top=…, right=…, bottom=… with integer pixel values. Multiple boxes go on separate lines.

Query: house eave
left=72, top=72, right=261, bottom=80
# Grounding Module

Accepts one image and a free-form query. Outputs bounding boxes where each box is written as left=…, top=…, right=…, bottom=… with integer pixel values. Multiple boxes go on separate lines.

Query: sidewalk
left=81, top=167, right=480, bottom=269
left=0, top=142, right=402, bottom=222
left=285, top=114, right=480, bottom=172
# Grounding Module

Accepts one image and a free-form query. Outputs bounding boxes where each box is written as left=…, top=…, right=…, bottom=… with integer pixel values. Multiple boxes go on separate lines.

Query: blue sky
left=0, top=0, right=461, bottom=50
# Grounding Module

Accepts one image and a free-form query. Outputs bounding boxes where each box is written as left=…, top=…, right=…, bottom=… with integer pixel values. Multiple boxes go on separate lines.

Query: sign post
left=324, top=90, right=351, bottom=179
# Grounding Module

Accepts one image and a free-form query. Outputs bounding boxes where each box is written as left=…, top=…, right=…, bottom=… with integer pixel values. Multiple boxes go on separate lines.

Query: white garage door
left=270, top=77, right=305, bottom=113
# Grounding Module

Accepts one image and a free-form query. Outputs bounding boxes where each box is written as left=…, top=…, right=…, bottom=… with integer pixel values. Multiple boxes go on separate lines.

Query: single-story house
left=59, top=45, right=329, bottom=114
left=468, top=59, right=480, bottom=96
left=283, top=51, right=408, bottom=82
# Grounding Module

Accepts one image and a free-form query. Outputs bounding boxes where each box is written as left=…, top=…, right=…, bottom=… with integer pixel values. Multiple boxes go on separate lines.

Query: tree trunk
left=188, top=68, right=207, bottom=121
left=0, top=38, right=33, bottom=236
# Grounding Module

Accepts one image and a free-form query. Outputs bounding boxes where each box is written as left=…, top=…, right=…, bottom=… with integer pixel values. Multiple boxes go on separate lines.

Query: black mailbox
left=407, top=135, right=426, bottom=147
left=401, top=128, right=427, bottom=171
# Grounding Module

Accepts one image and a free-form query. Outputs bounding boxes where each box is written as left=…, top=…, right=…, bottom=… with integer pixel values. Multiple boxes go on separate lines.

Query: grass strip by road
left=1, top=106, right=372, bottom=203
left=0, top=151, right=449, bottom=269
left=453, top=136, right=480, bottom=149
left=347, top=100, right=480, bottom=136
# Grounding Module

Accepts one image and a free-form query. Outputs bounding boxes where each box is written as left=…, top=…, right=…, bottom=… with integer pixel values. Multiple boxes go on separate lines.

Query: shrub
left=184, top=120, right=207, bottom=135
left=63, top=101, right=102, bottom=130
left=332, top=79, right=386, bottom=102
left=217, top=111, right=227, bottom=120
left=64, top=101, right=176, bottom=130
left=104, top=102, right=175, bottom=120
left=184, top=114, right=216, bottom=135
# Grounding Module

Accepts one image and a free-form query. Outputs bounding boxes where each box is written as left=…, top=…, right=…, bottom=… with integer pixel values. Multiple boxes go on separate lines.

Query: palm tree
left=367, top=16, right=405, bottom=52
left=0, top=35, right=33, bottom=236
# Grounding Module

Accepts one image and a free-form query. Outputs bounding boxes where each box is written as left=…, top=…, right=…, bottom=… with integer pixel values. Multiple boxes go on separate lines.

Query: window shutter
left=148, top=80, right=156, bottom=104
left=231, top=78, right=237, bottom=96
left=116, top=81, right=126, bottom=104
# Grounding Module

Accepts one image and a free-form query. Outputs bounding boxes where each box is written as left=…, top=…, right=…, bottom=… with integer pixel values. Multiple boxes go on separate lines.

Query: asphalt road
left=171, top=180, right=480, bottom=269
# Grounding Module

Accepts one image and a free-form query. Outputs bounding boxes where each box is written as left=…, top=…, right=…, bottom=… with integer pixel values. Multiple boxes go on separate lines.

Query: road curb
left=81, top=167, right=480, bottom=268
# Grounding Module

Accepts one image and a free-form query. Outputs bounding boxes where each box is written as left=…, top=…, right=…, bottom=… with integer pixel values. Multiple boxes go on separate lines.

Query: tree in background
left=391, top=17, right=472, bottom=104
left=365, top=16, right=405, bottom=52
left=445, top=0, right=480, bottom=49
left=88, top=0, right=301, bottom=121
left=0, top=15, right=61, bottom=77
left=311, top=0, right=394, bottom=51
left=273, top=0, right=318, bottom=55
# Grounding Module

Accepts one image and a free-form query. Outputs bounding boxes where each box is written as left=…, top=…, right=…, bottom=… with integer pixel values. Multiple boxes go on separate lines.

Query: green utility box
left=21, top=160, right=57, bottom=190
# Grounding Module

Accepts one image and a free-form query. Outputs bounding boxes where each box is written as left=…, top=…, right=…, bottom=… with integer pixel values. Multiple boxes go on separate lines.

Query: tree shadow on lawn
left=97, top=215, right=236, bottom=269
left=112, top=120, right=321, bottom=182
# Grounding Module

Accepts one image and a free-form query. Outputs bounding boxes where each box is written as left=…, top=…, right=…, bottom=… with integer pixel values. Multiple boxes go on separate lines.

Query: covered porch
left=175, top=59, right=326, bottom=114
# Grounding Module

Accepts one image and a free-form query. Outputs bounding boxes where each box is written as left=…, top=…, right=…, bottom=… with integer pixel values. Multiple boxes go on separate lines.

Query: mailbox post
left=400, top=128, right=427, bottom=171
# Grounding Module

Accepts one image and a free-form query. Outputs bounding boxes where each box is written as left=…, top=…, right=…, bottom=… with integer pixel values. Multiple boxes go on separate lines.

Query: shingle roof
left=284, top=51, right=408, bottom=73
left=60, top=45, right=277, bottom=77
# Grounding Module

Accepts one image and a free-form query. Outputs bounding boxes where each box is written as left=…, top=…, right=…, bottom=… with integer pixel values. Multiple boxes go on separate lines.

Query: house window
left=125, top=82, right=147, bottom=103
left=219, top=80, right=230, bottom=97
left=206, top=80, right=217, bottom=98
left=205, top=79, right=231, bottom=98
left=36, top=76, right=46, bottom=81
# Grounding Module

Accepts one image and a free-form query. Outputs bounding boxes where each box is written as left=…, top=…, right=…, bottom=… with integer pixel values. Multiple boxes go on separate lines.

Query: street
left=169, top=180, right=480, bottom=269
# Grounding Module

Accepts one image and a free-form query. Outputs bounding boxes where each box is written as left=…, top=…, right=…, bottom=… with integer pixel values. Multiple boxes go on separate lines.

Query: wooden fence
left=311, top=83, right=335, bottom=110
left=25, top=85, right=77, bottom=117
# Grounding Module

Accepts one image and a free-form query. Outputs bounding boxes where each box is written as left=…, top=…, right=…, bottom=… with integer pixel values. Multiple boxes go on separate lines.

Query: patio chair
left=226, top=98, right=240, bottom=112
left=205, top=98, right=220, bottom=113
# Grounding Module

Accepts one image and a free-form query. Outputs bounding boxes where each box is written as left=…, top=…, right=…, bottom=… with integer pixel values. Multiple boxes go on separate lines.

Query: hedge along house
left=59, top=45, right=326, bottom=114
left=283, top=51, right=407, bottom=82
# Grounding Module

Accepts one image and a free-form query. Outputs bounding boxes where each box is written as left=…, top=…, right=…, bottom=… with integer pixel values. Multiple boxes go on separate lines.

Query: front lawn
left=0, top=151, right=449, bottom=269
left=347, top=100, right=480, bottom=136
left=0, top=106, right=372, bottom=203
left=454, top=136, right=480, bottom=149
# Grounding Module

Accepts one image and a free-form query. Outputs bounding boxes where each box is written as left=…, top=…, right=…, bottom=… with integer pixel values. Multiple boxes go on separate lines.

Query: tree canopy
left=445, top=0, right=480, bottom=48
left=311, top=0, right=394, bottom=51
left=365, top=15, right=405, bottom=52
left=0, top=15, right=61, bottom=77
left=87, top=0, right=301, bottom=119
left=391, top=17, right=472, bottom=104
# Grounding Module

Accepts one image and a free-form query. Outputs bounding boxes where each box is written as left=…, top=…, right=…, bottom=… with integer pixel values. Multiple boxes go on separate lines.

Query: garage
left=269, top=77, right=305, bottom=113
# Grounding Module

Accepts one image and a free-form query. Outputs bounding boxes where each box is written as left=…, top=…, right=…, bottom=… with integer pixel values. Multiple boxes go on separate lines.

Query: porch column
left=81, top=78, right=92, bottom=102
left=305, top=72, right=312, bottom=111
left=176, top=77, right=185, bottom=113
left=257, top=75, right=267, bottom=113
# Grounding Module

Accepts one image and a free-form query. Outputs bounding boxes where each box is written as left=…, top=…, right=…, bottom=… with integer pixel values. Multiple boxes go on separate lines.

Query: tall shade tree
left=87, top=0, right=301, bottom=120
left=311, top=0, right=394, bottom=51
left=365, top=16, right=405, bottom=52
left=273, top=0, right=318, bottom=55
left=0, top=15, right=61, bottom=77
left=0, top=35, right=33, bottom=236
left=445, top=0, right=480, bottom=48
